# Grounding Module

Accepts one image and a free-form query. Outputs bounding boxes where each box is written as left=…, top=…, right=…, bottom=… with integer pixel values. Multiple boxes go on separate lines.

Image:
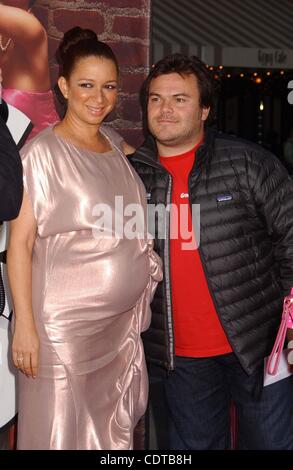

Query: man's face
left=147, top=72, right=210, bottom=155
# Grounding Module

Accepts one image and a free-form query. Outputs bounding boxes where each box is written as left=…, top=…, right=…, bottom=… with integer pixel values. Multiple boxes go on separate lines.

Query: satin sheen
left=17, top=125, right=162, bottom=450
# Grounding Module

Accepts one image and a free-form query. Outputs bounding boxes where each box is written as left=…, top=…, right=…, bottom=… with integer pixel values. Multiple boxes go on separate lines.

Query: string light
left=207, top=65, right=292, bottom=148
left=209, top=65, right=287, bottom=77
left=207, top=65, right=290, bottom=86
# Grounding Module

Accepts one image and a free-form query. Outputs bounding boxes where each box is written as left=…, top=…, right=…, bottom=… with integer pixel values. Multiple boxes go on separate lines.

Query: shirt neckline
left=159, top=140, right=203, bottom=161
left=51, top=124, right=115, bottom=156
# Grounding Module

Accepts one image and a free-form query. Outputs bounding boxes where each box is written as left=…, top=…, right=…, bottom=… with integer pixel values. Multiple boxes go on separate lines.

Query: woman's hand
left=7, top=191, right=38, bottom=377
left=12, top=318, right=39, bottom=378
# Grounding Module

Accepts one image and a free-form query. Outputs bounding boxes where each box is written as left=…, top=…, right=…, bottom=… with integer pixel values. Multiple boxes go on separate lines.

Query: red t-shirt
left=160, top=145, right=232, bottom=357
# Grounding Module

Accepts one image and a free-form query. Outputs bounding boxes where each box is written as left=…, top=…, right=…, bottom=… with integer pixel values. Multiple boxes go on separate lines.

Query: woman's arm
left=7, top=191, right=39, bottom=378
left=0, top=4, right=46, bottom=50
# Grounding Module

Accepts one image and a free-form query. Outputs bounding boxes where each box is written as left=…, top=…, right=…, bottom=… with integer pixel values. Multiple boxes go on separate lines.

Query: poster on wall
left=0, top=1, right=59, bottom=142
left=0, top=0, right=59, bottom=434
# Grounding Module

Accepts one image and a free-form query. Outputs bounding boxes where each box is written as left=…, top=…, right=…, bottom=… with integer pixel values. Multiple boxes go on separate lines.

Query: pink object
left=2, top=88, right=59, bottom=140
left=266, top=288, right=293, bottom=375
left=17, top=125, right=162, bottom=449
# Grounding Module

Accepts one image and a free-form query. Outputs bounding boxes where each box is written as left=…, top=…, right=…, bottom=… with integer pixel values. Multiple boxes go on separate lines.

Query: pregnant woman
left=7, top=26, right=162, bottom=450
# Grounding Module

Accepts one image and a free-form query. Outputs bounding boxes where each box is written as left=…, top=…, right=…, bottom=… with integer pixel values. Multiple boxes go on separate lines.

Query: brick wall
left=33, top=0, right=151, bottom=147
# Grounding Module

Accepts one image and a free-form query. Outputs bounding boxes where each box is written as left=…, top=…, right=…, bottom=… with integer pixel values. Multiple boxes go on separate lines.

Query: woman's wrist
left=14, top=312, right=35, bottom=325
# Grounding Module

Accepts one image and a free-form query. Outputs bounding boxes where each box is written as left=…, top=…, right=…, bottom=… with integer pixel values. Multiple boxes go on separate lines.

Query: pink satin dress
left=17, top=125, right=162, bottom=450
left=2, top=88, right=59, bottom=140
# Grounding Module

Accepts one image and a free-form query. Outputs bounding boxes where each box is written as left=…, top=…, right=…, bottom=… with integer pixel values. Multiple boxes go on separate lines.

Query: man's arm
left=249, top=149, right=293, bottom=294
left=0, top=116, right=23, bottom=221
left=248, top=150, right=293, bottom=352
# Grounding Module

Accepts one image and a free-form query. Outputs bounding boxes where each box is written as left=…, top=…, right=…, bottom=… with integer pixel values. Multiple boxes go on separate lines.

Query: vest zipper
left=132, top=152, right=175, bottom=371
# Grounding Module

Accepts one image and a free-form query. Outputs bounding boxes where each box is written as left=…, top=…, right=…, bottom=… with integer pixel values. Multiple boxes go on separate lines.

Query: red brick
left=54, top=10, right=104, bottom=35
left=120, top=128, right=144, bottom=148
left=33, top=6, right=49, bottom=30
left=48, top=37, right=60, bottom=65
left=119, top=98, right=142, bottom=122
left=96, top=122, right=143, bottom=148
left=120, top=72, right=145, bottom=94
left=105, top=0, right=148, bottom=7
left=109, top=42, right=148, bottom=67
left=104, top=108, right=120, bottom=123
left=113, top=16, right=148, bottom=39
left=49, top=65, right=60, bottom=88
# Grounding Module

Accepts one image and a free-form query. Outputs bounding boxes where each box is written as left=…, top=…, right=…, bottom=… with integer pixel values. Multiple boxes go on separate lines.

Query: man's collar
left=129, top=127, right=217, bottom=169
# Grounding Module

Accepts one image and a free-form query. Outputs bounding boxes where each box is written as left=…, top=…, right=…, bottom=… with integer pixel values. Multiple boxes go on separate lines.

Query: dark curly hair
left=140, top=53, right=216, bottom=131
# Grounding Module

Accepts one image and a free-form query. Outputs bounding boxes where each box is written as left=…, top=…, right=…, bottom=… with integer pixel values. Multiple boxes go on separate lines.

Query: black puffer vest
left=130, top=129, right=293, bottom=375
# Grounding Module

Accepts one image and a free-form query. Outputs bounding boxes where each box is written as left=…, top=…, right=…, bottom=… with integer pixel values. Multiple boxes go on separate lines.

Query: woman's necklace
left=0, top=35, right=12, bottom=52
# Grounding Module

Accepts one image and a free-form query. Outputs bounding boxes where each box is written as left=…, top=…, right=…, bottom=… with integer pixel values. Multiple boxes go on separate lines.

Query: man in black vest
left=130, top=53, right=293, bottom=449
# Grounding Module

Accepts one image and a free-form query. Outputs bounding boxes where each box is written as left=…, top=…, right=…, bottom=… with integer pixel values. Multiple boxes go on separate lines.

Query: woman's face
left=60, top=55, right=118, bottom=127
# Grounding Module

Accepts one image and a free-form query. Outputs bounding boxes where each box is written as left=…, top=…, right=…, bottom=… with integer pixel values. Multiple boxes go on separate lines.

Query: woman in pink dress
left=0, top=1, right=59, bottom=139
left=7, top=27, right=162, bottom=450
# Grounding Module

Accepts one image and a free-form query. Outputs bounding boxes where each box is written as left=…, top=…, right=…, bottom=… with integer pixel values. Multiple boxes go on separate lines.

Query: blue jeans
left=162, top=353, right=293, bottom=450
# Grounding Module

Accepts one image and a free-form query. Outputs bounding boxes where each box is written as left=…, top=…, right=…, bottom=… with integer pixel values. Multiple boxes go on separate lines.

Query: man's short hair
left=140, top=53, right=216, bottom=131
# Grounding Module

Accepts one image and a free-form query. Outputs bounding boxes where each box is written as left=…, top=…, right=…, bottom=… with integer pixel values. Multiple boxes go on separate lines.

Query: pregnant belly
left=36, top=233, right=150, bottom=320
